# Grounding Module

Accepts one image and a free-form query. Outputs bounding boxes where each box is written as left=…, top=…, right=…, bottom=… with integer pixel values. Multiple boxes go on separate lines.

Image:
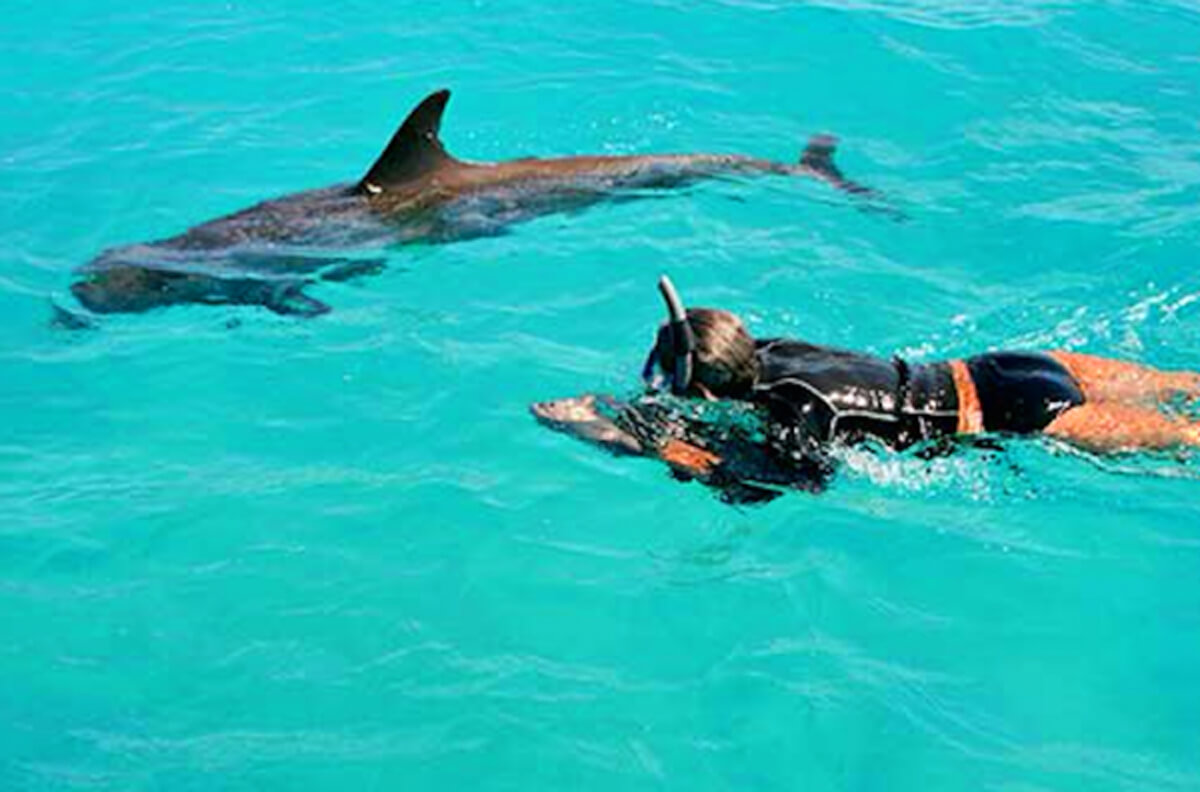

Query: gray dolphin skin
left=70, top=89, right=884, bottom=318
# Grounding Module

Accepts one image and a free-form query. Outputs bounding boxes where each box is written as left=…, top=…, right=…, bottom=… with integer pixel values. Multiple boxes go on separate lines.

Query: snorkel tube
left=641, top=275, right=696, bottom=395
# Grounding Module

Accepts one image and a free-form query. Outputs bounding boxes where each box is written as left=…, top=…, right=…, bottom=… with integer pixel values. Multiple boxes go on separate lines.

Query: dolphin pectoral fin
left=358, top=88, right=456, bottom=193
left=49, top=300, right=97, bottom=331
left=263, top=281, right=331, bottom=318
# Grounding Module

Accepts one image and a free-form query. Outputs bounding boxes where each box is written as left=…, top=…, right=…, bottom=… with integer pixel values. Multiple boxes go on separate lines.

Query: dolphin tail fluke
left=800, top=135, right=907, bottom=221
left=358, top=89, right=456, bottom=194
left=800, top=134, right=871, bottom=195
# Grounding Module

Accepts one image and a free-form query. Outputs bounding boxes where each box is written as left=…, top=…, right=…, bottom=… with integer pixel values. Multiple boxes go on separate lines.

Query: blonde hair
left=656, top=308, right=759, bottom=398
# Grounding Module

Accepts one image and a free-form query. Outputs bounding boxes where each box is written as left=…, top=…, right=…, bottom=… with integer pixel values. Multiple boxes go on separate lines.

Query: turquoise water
left=5, top=1, right=1200, bottom=789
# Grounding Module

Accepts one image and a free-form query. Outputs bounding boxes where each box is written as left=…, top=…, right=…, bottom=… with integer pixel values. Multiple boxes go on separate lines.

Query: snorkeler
left=532, top=276, right=1200, bottom=499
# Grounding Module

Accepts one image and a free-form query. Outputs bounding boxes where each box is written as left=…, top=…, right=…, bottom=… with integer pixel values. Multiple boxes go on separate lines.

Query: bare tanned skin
left=1043, top=352, right=1200, bottom=452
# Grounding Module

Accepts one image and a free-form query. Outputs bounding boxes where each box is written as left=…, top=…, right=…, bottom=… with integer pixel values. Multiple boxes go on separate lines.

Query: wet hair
left=656, top=308, right=759, bottom=398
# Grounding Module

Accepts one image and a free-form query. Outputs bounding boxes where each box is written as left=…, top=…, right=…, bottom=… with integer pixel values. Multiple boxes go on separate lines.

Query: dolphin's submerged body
left=71, top=89, right=882, bottom=317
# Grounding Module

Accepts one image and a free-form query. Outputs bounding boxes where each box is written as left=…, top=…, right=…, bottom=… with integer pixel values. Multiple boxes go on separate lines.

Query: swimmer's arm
left=531, top=393, right=788, bottom=503
left=530, top=394, right=645, bottom=456
left=530, top=394, right=725, bottom=474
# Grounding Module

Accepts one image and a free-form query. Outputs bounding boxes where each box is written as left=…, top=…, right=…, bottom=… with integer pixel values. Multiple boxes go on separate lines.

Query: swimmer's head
left=644, top=276, right=758, bottom=399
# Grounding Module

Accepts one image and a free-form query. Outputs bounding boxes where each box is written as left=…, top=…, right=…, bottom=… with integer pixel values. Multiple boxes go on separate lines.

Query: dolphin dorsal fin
left=358, top=89, right=455, bottom=193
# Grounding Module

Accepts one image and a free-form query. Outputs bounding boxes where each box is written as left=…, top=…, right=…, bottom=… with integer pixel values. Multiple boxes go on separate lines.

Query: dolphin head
left=72, top=262, right=331, bottom=318
left=71, top=265, right=186, bottom=314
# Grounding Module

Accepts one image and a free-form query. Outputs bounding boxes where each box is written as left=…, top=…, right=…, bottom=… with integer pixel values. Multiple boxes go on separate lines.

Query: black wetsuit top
left=749, top=341, right=1085, bottom=448
left=750, top=339, right=959, bottom=449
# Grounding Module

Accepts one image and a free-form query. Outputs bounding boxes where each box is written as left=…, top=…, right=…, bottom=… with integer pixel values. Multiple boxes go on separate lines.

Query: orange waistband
left=949, top=359, right=984, bottom=434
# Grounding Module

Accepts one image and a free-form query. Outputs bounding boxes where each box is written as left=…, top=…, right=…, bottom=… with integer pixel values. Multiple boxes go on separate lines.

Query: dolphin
left=69, top=88, right=888, bottom=318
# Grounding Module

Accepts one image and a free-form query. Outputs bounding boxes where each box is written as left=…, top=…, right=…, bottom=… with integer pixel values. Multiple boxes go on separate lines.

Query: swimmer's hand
left=530, top=395, right=644, bottom=456
left=659, top=438, right=721, bottom=477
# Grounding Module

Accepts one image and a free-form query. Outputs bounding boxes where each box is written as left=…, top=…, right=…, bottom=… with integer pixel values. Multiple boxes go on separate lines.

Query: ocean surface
left=4, top=1, right=1200, bottom=789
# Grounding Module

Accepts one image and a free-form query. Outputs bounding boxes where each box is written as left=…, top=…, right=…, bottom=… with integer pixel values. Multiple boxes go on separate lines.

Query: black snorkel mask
left=641, top=275, right=696, bottom=395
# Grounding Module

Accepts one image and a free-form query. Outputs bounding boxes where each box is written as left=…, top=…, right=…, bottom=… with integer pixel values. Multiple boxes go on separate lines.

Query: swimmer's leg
left=1044, top=403, right=1200, bottom=453
left=1049, top=351, right=1200, bottom=404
